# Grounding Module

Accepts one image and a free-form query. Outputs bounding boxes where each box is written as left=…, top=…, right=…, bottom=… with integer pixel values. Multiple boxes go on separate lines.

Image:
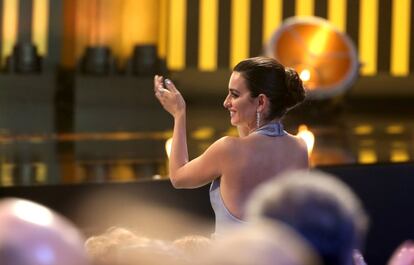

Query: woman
left=153, top=57, right=308, bottom=235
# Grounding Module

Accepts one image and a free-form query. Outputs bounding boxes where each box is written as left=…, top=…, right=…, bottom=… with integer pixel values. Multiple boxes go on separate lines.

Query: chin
left=230, top=118, right=238, bottom=126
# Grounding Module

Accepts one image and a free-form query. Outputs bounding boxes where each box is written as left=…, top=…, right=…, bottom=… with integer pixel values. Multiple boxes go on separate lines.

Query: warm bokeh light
left=191, top=127, right=215, bottom=140
left=353, top=125, right=373, bottom=135
left=308, top=25, right=330, bottom=56
left=299, top=69, right=311, bottom=82
left=267, top=16, right=358, bottom=99
left=12, top=200, right=54, bottom=226
left=386, top=125, right=405, bottom=134
left=358, top=148, right=377, bottom=164
left=296, top=124, right=315, bottom=156
left=165, top=137, right=173, bottom=159
left=390, top=149, right=410, bottom=163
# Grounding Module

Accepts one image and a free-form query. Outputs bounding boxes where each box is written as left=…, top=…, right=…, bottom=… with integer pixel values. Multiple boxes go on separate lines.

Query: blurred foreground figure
left=0, top=198, right=89, bottom=265
left=85, top=226, right=186, bottom=265
left=200, top=222, right=320, bottom=265
left=387, top=240, right=414, bottom=265
left=246, top=170, right=369, bottom=265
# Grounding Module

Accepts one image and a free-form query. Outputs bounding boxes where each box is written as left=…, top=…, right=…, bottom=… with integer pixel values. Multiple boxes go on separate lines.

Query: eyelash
left=230, top=92, right=239, bottom=98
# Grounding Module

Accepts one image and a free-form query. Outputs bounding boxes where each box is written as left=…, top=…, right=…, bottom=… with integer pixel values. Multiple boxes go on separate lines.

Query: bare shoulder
left=212, top=136, right=241, bottom=150
left=282, top=133, right=309, bottom=159
left=207, top=136, right=244, bottom=157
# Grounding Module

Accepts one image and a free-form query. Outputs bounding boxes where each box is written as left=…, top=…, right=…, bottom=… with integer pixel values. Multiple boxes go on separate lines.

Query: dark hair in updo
left=233, top=56, right=305, bottom=120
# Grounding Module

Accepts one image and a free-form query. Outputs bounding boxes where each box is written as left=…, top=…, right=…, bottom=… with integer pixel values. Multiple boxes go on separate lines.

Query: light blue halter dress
left=209, top=121, right=286, bottom=237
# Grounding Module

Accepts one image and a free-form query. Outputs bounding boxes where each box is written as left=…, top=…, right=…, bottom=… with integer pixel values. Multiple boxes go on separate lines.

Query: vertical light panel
left=199, top=0, right=218, bottom=71
left=2, top=0, right=19, bottom=65
left=391, top=0, right=411, bottom=76
left=230, top=0, right=250, bottom=67
left=122, top=0, right=159, bottom=60
left=359, top=0, right=378, bottom=75
left=167, top=0, right=186, bottom=70
left=295, top=0, right=314, bottom=17
left=158, top=0, right=168, bottom=59
left=32, top=0, right=49, bottom=56
left=75, top=0, right=92, bottom=60
left=328, top=0, right=346, bottom=32
left=262, top=0, right=283, bottom=43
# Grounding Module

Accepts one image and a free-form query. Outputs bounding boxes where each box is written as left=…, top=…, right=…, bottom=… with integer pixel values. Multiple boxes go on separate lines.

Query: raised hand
left=154, top=75, right=186, bottom=118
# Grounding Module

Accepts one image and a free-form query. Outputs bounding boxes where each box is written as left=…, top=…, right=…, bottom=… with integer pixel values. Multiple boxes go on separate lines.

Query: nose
left=223, top=95, right=230, bottom=108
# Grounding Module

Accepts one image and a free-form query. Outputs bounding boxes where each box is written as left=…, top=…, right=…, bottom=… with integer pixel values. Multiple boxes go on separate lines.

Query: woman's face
left=223, top=72, right=258, bottom=128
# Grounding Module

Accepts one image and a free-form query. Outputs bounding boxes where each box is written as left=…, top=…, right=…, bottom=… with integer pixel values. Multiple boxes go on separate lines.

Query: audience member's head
left=85, top=226, right=149, bottom=265
left=200, top=221, right=320, bottom=265
left=246, top=170, right=369, bottom=265
left=173, top=234, right=211, bottom=258
left=387, top=240, right=414, bottom=265
left=0, top=197, right=89, bottom=265
left=85, top=226, right=185, bottom=265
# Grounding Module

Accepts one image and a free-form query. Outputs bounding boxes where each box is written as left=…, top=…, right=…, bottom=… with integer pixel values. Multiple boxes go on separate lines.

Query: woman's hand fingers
left=153, top=75, right=186, bottom=117
left=164, top=78, right=179, bottom=94
left=154, top=75, right=164, bottom=93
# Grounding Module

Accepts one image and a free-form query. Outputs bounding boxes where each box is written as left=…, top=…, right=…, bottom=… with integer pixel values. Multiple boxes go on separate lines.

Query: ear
left=256, top=94, right=268, bottom=113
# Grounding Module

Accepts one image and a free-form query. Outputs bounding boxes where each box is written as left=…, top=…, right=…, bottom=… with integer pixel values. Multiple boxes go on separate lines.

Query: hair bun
left=284, top=67, right=306, bottom=109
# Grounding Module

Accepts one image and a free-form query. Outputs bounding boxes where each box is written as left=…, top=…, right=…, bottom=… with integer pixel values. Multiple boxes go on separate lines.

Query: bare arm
left=154, top=75, right=224, bottom=188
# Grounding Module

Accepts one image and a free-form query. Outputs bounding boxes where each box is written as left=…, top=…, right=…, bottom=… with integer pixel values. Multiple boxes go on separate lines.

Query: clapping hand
left=154, top=75, right=186, bottom=118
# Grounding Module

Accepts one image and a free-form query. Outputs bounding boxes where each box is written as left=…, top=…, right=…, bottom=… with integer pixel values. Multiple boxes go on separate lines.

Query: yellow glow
left=391, top=0, right=411, bottom=76
left=165, top=137, right=173, bottom=159
left=386, top=125, right=405, bottom=134
left=263, top=0, right=283, bottom=43
left=1, top=163, right=14, bottom=186
left=296, top=125, right=315, bottom=156
left=199, top=0, right=218, bottom=71
left=223, top=127, right=239, bottom=137
left=32, top=0, right=49, bottom=56
left=359, top=0, right=378, bottom=75
left=13, top=200, right=54, bottom=226
left=122, top=0, right=159, bottom=59
left=230, top=0, right=250, bottom=67
left=308, top=25, right=330, bottom=56
left=191, top=127, right=215, bottom=140
left=358, top=148, right=377, bottom=164
left=2, top=0, right=19, bottom=65
left=390, top=149, right=409, bottom=163
left=110, top=163, right=135, bottom=181
left=328, top=0, right=346, bottom=32
left=167, top=0, right=186, bottom=70
left=295, top=0, right=314, bottom=16
left=158, top=0, right=168, bottom=58
left=34, top=163, right=47, bottom=183
left=299, top=69, right=311, bottom=82
left=353, top=125, right=373, bottom=135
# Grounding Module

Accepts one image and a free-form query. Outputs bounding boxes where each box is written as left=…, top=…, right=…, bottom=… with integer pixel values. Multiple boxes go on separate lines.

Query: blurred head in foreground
left=246, top=170, right=369, bottom=265
left=173, top=234, right=212, bottom=258
left=200, top=221, right=320, bottom=265
left=0, top=197, right=89, bottom=265
left=85, top=226, right=185, bottom=265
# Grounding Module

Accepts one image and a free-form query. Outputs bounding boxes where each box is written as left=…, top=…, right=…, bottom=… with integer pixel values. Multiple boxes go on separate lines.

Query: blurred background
left=0, top=1, right=413, bottom=264
left=0, top=0, right=412, bottom=186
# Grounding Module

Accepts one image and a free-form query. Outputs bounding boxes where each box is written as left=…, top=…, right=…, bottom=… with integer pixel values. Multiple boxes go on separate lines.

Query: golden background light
left=296, top=124, right=315, bottom=156
left=266, top=17, right=359, bottom=99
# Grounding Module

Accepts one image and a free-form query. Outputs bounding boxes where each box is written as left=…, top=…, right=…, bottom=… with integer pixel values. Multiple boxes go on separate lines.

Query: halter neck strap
left=253, top=121, right=286, bottom=137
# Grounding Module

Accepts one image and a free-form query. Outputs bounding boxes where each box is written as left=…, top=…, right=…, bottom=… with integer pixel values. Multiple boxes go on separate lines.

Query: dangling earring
left=256, top=112, right=261, bottom=128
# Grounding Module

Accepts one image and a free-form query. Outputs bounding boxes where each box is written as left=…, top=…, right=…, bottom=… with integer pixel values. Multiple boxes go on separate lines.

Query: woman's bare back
left=219, top=133, right=308, bottom=218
